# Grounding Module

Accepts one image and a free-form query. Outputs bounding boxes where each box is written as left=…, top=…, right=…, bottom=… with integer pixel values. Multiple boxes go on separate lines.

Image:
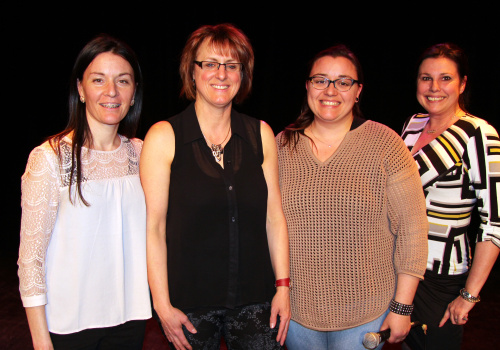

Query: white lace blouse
left=18, top=135, right=151, bottom=334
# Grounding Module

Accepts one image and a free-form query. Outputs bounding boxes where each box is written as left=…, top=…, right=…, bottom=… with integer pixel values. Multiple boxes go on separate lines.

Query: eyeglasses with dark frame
left=194, top=61, right=244, bottom=72
left=308, top=76, right=360, bottom=91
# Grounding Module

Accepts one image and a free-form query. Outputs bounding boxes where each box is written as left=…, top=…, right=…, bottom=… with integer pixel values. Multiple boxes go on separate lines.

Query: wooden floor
left=2, top=250, right=498, bottom=349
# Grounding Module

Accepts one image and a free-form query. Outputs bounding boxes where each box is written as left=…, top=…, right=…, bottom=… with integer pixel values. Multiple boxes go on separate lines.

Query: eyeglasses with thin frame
left=308, top=76, right=360, bottom=91
left=194, top=61, right=244, bottom=72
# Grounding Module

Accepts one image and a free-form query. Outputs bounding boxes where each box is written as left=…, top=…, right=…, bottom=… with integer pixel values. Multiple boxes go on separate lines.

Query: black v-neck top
left=166, top=103, right=275, bottom=310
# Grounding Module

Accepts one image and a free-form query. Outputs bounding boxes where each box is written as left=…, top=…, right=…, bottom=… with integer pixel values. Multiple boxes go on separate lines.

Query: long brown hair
left=50, top=34, right=143, bottom=205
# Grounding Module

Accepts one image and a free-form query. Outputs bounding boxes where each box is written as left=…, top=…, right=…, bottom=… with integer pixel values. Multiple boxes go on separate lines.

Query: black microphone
left=362, top=321, right=425, bottom=349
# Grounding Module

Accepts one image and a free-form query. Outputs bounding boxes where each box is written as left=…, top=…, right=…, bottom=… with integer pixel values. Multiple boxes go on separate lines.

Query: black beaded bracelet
left=389, top=299, right=414, bottom=316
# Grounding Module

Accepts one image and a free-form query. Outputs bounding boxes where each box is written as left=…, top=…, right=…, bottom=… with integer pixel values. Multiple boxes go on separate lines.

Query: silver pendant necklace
left=203, top=125, right=231, bottom=162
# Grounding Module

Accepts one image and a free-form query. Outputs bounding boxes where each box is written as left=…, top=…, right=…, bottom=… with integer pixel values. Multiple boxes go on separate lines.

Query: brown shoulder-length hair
left=50, top=33, right=143, bottom=206
left=179, top=23, right=254, bottom=104
left=417, top=42, right=470, bottom=112
left=280, top=44, right=364, bottom=150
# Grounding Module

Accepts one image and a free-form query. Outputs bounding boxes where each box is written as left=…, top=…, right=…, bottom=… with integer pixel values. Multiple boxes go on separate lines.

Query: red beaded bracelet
left=275, top=278, right=291, bottom=288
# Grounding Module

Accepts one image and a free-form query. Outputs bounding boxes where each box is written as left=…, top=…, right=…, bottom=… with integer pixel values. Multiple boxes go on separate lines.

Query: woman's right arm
left=25, top=306, right=53, bottom=350
left=19, top=146, right=60, bottom=350
left=140, top=121, right=196, bottom=350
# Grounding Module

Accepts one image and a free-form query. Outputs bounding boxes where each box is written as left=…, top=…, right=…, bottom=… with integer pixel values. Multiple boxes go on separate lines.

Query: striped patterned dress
left=401, top=113, right=500, bottom=276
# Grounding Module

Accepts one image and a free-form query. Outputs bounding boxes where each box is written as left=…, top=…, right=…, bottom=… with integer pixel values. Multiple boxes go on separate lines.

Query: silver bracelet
left=459, top=288, right=480, bottom=303
left=389, top=299, right=414, bottom=316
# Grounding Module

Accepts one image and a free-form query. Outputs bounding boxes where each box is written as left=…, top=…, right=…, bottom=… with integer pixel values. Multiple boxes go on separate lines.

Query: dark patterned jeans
left=169, top=302, right=283, bottom=350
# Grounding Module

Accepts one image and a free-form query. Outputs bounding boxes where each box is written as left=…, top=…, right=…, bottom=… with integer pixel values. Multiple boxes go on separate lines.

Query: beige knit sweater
left=277, top=120, right=428, bottom=331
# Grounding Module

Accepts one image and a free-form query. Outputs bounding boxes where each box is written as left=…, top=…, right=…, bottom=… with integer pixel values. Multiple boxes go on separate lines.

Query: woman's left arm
left=440, top=121, right=500, bottom=326
left=380, top=274, right=420, bottom=343
left=439, top=241, right=499, bottom=327
left=382, top=132, right=430, bottom=343
left=260, top=120, right=290, bottom=346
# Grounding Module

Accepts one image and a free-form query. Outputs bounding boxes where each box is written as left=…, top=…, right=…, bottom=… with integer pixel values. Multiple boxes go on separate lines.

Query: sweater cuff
left=395, top=269, right=426, bottom=281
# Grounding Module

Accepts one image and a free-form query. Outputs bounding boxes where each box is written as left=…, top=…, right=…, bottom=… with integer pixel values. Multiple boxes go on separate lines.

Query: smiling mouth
left=100, top=103, right=121, bottom=108
left=321, top=100, right=340, bottom=106
left=212, top=84, right=229, bottom=90
left=427, top=96, right=445, bottom=102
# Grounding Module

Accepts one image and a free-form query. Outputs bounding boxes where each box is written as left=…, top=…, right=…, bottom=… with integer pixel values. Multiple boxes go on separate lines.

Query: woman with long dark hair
left=18, top=34, right=151, bottom=349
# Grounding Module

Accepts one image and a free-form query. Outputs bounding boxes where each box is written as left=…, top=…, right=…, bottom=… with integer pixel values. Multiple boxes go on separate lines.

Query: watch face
left=460, top=288, right=480, bottom=302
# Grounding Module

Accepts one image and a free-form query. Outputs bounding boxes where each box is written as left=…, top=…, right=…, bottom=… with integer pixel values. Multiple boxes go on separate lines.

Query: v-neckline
left=410, top=115, right=461, bottom=156
left=303, top=131, right=349, bottom=165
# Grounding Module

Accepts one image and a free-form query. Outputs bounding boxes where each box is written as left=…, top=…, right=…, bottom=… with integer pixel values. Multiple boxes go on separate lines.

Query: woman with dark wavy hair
left=18, top=34, right=151, bottom=349
left=141, top=23, right=290, bottom=350
left=401, top=43, right=500, bottom=350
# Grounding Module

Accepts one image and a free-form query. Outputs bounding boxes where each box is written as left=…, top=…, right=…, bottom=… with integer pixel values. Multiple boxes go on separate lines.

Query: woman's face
left=306, top=56, right=362, bottom=126
left=306, top=56, right=363, bottom=123
left=416, top=57, right=466, bottom=118
left=77, top=52, right=136, bottom=130
left=193, top=39, right=242, bottom=110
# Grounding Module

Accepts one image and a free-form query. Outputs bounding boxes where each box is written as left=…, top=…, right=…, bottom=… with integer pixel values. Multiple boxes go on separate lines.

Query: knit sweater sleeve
left=384, top=129, right=428, bottom=279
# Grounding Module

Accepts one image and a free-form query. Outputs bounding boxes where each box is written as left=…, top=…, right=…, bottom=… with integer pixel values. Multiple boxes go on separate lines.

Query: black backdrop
left=5, top=9, right=499, bottom=256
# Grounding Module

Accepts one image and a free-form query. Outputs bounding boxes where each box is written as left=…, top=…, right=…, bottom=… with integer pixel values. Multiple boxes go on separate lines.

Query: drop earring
left=80, top=96, right=85, bottom=103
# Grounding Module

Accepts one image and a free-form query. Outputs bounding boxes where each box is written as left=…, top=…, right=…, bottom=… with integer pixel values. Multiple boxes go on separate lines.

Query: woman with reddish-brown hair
left=140, top=23, right=290, bottom=350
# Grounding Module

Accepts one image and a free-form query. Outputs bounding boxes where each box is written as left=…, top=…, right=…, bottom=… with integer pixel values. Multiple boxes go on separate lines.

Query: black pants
left=49, top=319, right=147, bottom=350
left=404, top=271, right=467, bottom=350
left=157, top=302, right=283, bottom=350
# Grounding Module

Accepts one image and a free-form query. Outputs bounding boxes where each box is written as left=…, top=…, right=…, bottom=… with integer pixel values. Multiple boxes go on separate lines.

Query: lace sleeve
left=18, top=144, right=61, bottom=307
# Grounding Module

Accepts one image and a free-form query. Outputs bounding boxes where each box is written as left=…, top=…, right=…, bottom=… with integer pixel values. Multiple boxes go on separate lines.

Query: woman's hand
left=270, top=287, right=291, bottom=345
left=379, top=312, right=411, bottom=343
left=157, top=305, right=197, bottom=350
left=380, top=274, right=420, bottom=343
left=439, top=296, right=474, bottom=326
left=439, top=241, right=500, bottom=327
